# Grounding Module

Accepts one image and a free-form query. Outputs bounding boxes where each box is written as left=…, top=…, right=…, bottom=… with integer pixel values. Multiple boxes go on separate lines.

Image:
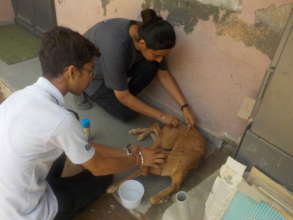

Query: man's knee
left=92, top=175, right=114, bottom=191
left=104, top=175, right=114, bottom=186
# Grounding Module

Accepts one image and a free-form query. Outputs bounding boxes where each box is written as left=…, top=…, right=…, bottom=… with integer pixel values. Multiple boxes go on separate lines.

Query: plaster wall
left=55, top=0, right=293, bottom=142
left=0, top=0, right=15, bottom=23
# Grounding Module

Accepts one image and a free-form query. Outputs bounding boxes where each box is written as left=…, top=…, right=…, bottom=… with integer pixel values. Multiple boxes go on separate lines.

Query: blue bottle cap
left=81, top=118, right=90, bottom=128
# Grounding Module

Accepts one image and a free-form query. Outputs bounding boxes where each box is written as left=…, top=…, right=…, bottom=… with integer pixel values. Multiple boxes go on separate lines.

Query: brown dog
left=107, top=123, right=207, bottom=204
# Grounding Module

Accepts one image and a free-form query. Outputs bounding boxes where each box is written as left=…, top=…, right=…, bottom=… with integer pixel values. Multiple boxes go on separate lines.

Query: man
left=0, top=26, right=165, bottom=220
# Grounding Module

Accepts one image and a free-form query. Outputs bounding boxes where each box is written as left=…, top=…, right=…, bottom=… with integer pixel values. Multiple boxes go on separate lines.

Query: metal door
left=236, top=10, right=293, bottom=192
left=11, top=0, right=56, bottom=35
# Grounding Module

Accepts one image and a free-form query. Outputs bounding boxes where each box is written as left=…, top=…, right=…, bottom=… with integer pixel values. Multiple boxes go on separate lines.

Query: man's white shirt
left=0, top=77, right=95, bottom=220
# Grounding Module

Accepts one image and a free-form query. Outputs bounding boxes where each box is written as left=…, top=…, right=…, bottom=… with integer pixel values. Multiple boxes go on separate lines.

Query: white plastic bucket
left=118, top=180, right=144, bottom=209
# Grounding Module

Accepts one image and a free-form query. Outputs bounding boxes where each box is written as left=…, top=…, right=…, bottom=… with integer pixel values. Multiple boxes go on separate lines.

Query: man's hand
left=182, top=107, right=197, bottom=128
left=140, top=147, right=166, bottom=168
left=159, top=113, right=180, bottom=127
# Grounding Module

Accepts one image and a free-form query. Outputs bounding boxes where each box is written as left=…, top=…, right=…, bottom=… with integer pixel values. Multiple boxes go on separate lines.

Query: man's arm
left=81, top=145, right=137, bottom=176
left=82, top=143, right=165, bottom=176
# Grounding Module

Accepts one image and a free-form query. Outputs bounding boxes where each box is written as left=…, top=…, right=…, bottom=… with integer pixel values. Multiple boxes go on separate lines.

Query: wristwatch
left=180, top=103, right=189, bottom=111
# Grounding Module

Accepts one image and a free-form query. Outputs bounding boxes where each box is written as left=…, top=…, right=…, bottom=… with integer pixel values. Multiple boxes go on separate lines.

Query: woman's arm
left=156, top=69, right=197, bottom=127
left=114, top=89, right=179, bottom=126
left=157, top=69, right=187, bottom=106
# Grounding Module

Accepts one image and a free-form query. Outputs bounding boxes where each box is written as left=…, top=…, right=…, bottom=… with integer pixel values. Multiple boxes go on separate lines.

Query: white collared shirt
left=0, top=77, right=95, bottom=220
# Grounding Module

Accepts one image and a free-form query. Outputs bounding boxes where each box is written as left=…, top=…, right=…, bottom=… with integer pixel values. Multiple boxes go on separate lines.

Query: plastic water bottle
left=81, top=118, right=91, bottom=141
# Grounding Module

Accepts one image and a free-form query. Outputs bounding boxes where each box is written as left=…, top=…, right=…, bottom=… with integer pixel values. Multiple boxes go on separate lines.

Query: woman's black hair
left=138, top=9, right=176, bottom=50
left=39, top=26, right=100, bottom=79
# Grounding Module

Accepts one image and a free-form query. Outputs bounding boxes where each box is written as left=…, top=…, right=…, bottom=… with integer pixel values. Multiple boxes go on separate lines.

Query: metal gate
left=236, top=10, right=293, bottom=192
left=11, top=0, right=57, bottom=35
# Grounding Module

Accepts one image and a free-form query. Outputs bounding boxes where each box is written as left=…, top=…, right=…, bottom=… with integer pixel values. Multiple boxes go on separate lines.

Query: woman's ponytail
left=141, top=9, right=162, bottom=26
left=138, top=9, right=176, bottom=50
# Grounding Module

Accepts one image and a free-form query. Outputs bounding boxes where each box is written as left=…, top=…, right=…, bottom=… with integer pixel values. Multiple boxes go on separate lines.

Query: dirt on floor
left=62, top=159, right=139, bottom=220
left=0, top=79, right=232, bottom=220
left=74, top=194, right=137, bottom=220
left=70, top=147, right=232, bottom=220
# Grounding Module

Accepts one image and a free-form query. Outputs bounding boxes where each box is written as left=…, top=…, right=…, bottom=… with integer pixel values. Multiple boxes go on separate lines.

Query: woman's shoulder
left=88, top=18, right=132, bottom=32
left=86, top=18, right=131, bottom=40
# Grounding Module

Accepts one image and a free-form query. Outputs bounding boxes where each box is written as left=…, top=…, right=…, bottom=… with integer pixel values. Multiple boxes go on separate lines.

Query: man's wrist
left=124, top=144, right=143, bottom=166
left=131, top=148, right=143, bottom=166
left=124, top=144, right=132, bottom=156
left=124, top=144, right=140, bottom=155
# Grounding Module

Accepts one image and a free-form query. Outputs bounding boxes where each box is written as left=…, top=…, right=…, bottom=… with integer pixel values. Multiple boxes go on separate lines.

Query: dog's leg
left=149, top=123, right=161, bottom=139
left=129, top=123, right=162, bottom=142
left=149, top=171, right=186, bottom=204
left=129, top=128, right=152, bottom=141
left=107, top=169, right=143, bottom=194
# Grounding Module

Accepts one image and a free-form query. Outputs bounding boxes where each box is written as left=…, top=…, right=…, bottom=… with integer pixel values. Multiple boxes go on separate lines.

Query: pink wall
left=55, top=0, right=293, bottom=142
left=0, top=0, right=15, bottom=23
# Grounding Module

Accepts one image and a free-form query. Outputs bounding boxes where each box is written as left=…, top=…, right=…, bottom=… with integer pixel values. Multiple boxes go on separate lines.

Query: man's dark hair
left=138, top=9, right=176, bottom=50
left=39, top=26, right=99, bottom=78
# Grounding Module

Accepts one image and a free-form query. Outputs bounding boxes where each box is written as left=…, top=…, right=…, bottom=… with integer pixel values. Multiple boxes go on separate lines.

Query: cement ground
left=0, top=57, right=231, bottom=220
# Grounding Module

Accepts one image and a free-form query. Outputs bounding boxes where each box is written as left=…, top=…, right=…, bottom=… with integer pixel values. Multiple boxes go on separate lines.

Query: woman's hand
left=159, top=113, right=180, bottom=127
left=140, top=147, right=166, bottom=168
left=182, top=107, right=197, bottom=128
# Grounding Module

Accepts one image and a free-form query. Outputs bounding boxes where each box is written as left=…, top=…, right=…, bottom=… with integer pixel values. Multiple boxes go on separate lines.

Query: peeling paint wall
left=101, top=0, right=112, bottom=15
left=0, top=0, right=15, bottom=23
left=55, top=0, right=293, bottom=142
left=197, top=0, right=242, bottom=11
left=216, top=12, right=282, bottom=59
left=142, top=0, right=221, bottom=33
left=142, top=1, right=292, bottom=58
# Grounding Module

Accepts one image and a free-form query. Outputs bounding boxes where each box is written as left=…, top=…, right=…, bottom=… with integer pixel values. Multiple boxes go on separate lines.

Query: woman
left=77, top=9, right=196, bottom=127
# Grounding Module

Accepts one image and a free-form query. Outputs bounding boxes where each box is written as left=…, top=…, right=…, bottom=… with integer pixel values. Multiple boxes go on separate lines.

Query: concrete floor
left=0, top=57, right=231, bottom=220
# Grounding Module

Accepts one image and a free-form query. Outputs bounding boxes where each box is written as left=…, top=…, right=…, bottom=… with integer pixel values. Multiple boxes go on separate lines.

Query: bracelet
left=134, top=153, right=140, bottom=166
left=131, top=150, right=142, bottom=166
left=138, top=151, right=144, bottom=166
left=124, top=144, right=132, bottom=156
left=180, top=104, right=189, bottom=111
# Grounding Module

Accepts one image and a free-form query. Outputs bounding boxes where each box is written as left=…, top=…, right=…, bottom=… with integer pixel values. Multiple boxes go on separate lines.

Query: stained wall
left=55, top=0, right=293, bottom=142
left=0, top=0, right=15, bottom=23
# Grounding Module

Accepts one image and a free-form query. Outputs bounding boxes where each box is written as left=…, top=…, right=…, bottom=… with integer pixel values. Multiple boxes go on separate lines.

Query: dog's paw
left=129, top=128, right=151, bottom=141
left=149, top=195, right=169, bottom=205
left=129, top=128, right=143, bottom=134
left=106, top=184, right=119, bottom=194
left=137, top=133, right=147, bottom=141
